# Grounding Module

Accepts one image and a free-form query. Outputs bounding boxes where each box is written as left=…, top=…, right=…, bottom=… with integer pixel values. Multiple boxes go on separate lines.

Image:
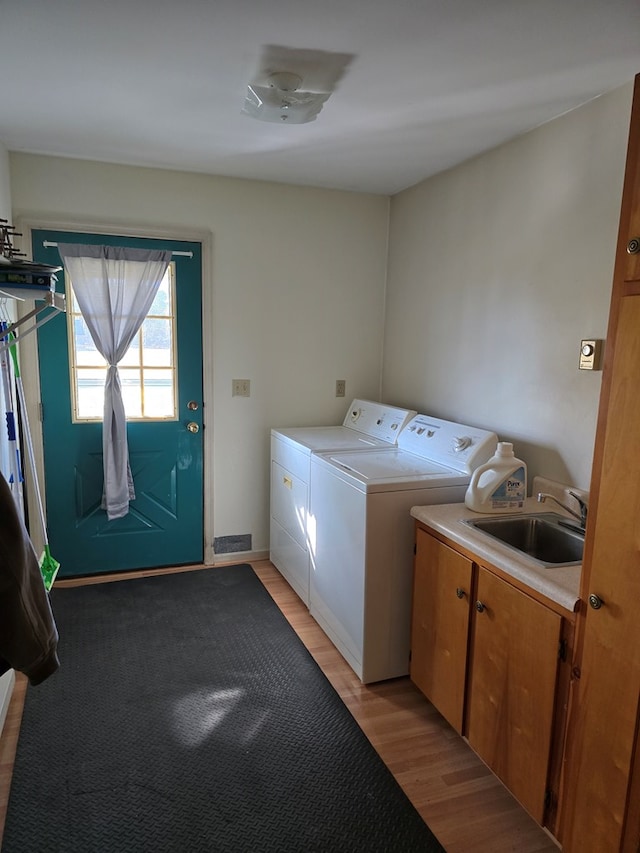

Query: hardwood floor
left=0, top=560, right=560, bottom=852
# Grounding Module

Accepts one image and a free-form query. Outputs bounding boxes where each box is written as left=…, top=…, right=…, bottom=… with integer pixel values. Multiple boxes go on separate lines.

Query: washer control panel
left=398, top=414, right=498, bottom=473
left=342, top=399, right=416, bottom=444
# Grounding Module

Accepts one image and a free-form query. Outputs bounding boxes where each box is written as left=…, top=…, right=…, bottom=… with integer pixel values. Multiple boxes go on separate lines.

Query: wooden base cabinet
left=410, top=529, right=473, bottom=734
left=466, top=566, right=562, bottom=824
left=411, top=526, right=570, bottom=832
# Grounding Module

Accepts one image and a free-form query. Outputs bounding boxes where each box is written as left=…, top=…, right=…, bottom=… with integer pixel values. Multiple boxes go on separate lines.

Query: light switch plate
left=232, top=379, right=250, bottom=397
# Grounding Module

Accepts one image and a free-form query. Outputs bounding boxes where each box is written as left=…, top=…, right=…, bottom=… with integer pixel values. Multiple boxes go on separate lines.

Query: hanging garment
left=0, top=472, right=59, bottom=685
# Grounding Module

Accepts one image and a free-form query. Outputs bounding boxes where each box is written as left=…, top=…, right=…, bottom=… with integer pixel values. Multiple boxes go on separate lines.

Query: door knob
left=475, top=601, right=485, bottom=613
left=187, top=400, right=199, bottom=411
left=588, top=593, right=604, bottom=610
left=455, top=587, right=465, bottom=599
left=627, top=237, right=640, bottom=255
left=186, top=422, right=199, bottom=434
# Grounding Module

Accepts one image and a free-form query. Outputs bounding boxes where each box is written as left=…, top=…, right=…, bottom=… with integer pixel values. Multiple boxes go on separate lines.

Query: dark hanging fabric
left=0, top=473, right=59, bottom=685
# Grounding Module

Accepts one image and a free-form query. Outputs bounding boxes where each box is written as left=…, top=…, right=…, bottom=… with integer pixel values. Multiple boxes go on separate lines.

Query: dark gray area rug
left=2, top=565, right=445, bottom=852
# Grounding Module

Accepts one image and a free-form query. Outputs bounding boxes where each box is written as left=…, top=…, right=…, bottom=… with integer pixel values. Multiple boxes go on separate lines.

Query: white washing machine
left=270, top=400, right=416, bottom=605
left=309, top=414, right=498, bottom=684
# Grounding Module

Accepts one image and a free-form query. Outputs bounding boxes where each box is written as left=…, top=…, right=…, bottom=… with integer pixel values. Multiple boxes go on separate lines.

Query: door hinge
left=39, top=402, right=44, bottom=422
left=558, top=638, right=567, bottom=662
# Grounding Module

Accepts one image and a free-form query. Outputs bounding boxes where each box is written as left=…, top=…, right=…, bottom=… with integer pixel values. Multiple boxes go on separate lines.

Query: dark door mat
left=2, top=565, right=444, bottom=852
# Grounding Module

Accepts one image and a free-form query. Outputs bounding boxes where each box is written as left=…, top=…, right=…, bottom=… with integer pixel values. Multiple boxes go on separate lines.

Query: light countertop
left=410, top=498, right=582, bottom=613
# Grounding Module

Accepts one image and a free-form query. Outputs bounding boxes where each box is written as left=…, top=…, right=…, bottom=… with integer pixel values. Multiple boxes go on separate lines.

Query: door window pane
left=142, top=318, right=172, bottom=366
left=76, top=367, right=107, bottom=419
left=68, top=264, right=177, bottom=422
left=119, top=337, right=140, bottom=367
left=148, top=272, right=171, bottom=316
left=119, top=368, right=143, bottom=418
left=143, top=369, right=175, bottom=417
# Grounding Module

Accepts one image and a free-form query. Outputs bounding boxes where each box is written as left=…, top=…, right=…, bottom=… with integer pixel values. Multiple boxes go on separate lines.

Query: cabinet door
left=561, top=76, right=640, bottom=853
left=410, top=529, right=473, bottom=734
left=563, top=303, right=640, bottom=852
left=467, top=567, right=561, bottom=824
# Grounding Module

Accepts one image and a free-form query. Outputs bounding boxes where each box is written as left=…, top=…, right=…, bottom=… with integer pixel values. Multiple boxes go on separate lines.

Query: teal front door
left=33, top=229, right=204, bottom=577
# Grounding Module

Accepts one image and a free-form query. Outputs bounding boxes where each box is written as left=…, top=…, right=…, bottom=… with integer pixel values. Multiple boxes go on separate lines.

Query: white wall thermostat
left=579, top=339, right=603, bottom=371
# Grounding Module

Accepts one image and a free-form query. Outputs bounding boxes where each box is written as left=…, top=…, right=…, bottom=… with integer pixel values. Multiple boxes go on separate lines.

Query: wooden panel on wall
left=561, top=73, right=640, bottom=851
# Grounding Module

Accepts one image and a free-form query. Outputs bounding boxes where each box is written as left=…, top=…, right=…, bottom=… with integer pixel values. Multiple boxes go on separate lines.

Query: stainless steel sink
left=462, top=512, right=584, bottom=567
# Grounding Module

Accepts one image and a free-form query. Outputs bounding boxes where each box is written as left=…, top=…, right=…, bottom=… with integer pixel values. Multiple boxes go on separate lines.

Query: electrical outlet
left=336, top=379, right=346, bottom=397
left=232, top=379, right=250, bottom=397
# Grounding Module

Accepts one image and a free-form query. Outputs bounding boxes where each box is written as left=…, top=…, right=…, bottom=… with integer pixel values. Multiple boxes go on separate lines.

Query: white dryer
left=270, top=400, right=416, bottom=605
left=309, top=414, right=498, bottom=683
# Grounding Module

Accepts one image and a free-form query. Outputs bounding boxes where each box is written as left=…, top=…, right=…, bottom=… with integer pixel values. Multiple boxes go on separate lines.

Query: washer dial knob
left=453, top=436, right=472, bottom=452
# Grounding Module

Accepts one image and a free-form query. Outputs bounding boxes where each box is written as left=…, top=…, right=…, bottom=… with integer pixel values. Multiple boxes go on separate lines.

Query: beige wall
left=6, top=80, right=634, bottom=560
left=383, top=82, right=633, bottom=490
left=0, top=141, right=15, bottom=464
left=0, top=140, right=10, bottom=221
left=9, top=156, right=390, bottom=558
left=0, top=141, right=15, bottom=727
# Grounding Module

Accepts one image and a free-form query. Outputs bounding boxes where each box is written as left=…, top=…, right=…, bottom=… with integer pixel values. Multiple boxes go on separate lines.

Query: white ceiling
left=1, top=0, right=639, bottom=196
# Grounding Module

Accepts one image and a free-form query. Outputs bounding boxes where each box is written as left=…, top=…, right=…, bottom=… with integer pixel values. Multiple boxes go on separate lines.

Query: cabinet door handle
left=627, top=237, right=640, bottom=254
left=588, top=593, right=604, bottom=610
left=455, top=587, right=466, bottom=599
left=475, top=601, right=486, bottom=613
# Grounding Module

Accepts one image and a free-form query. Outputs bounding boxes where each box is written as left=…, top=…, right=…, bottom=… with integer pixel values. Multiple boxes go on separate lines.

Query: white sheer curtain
left=57, top=244, right=172, bottom=520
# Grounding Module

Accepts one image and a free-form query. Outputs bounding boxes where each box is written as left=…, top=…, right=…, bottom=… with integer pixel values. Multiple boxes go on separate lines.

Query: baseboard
left=211, top=549, right=269, bottom=565
left=0, top=670, right=15, bottom=735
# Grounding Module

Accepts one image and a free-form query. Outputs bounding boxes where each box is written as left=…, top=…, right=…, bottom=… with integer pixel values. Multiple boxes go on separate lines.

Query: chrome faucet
left=537, top=491, right=588, bottom=530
